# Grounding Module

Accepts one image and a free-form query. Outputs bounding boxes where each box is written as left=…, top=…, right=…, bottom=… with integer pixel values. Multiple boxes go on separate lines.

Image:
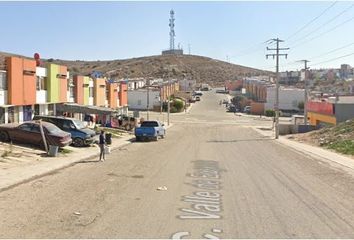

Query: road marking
left=171, top=160, right=224, bottom=238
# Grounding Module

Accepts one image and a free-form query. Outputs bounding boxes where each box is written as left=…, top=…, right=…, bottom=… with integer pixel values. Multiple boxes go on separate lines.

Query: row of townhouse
left=227, top=78, right=305, bottom=115
left=127, top=79, right=180, bottom=110
left=0, top=56, right=128, bottom=124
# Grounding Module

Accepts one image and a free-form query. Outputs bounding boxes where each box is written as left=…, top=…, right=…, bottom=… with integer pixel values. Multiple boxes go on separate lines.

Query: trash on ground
left=156, top=186, right=168, bottom=191
left=73, top=212, right=81, bottom=215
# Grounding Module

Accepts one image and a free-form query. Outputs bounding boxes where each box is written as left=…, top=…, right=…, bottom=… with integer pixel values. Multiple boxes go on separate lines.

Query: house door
left=23, top=105, right=33, bottom=121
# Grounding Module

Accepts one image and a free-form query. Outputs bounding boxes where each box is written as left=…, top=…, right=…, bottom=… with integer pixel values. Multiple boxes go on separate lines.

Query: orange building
left=73, top=75, right=84, bottom=105
left=6, top=57, right=36, bottom=106
left=119, top=82, right=128, bottom=106
left=94, top=78, right=106, bottom=107
left=107, top=82, right=118, bottom=109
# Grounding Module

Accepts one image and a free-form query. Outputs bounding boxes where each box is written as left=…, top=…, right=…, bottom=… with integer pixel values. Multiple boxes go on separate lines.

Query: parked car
left=194, top=91, right=203, bottom=96
left=32, top=115, right=96, bottom=147
left=189, top=97, right=196, bottom=103
left=244, top=106, right=251, bottom=114
left=0, top=121, right=72, bottom=148
left=227, top=105, right=238, bottom=113
left=135, top=121, right=166, bottom=141
left=196, top=96, right=201, bottom=101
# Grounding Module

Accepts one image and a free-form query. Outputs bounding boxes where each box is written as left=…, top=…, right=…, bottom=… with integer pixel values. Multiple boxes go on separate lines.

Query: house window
left=69, top=87, right=74, bottom=98
left=89, top=87, right=94, bottom=97
left=36, top=76, right=46, bottom=90
left=0, top=72, right=7, bottom=90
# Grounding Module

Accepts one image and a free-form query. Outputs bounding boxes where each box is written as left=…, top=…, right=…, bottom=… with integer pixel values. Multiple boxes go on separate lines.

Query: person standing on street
left=99, top=130, right=106, bottom=161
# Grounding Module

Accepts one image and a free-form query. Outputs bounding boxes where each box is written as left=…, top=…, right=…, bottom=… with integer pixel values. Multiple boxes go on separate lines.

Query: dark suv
left=33, top=115, right=97, bottom=147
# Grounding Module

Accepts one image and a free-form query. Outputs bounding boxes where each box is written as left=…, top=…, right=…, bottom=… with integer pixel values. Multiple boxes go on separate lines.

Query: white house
left=179, top=79, right=196, bottom=91
left=265, top=87, right=305, bottom=111
left=127, top=89, right=161, bottom=110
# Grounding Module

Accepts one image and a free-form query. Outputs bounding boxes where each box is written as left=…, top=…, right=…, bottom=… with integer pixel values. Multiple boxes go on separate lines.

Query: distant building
left=265, top=87, right=305, bottom=112
left=162, top=49, right=184, bottom=55
left=307, top=96, right=354, bottom=126
left=340, top=64, right=353, bottom=79
left=179, top=79, right=196, bottom=91
left=279, top=71, right=300, bottom=84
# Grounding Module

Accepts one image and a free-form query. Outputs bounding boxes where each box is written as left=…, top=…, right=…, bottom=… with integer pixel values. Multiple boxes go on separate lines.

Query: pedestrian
left=99, top=130, right=106, bottom=162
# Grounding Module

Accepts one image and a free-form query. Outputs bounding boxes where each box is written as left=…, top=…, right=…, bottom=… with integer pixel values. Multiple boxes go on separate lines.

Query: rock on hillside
left=0, top=52, right=272, bottom=86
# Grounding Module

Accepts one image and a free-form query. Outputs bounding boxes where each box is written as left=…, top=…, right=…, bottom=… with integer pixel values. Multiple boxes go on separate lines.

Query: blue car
left=33, top=115, right=97, bottom=147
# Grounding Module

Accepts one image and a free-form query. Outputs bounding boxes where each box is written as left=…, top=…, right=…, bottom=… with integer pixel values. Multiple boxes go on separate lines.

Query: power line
left=230, top=41, right=271, bottom=59
left=308, top=41, right=354, bottom=60
left=311, top=52, right=354, bottom=66
left=286, top=1, right=337, bottom=41
left=291, top=14, right=354, bottom=49
left=289, top=3, right=354, bottom=45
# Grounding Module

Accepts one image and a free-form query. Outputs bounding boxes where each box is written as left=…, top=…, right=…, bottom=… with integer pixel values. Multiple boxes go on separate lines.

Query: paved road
left=1, top=91, right=354, bottom=238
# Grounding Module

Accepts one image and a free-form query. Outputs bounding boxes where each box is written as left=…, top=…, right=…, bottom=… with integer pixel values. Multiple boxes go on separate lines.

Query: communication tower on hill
left=162, top=9, right=183, bottom=55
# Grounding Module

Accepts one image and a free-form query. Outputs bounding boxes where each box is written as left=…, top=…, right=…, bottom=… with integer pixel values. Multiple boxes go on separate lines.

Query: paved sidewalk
left=0, top=121, right=174, bottom=192
left=0, top=134, right=135, bottom=192
left=252, top=126, right=354, bottom=173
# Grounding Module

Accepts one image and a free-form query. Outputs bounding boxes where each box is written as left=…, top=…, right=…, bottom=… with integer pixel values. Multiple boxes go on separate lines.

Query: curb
left=0, top=136, right=135, bottom=193
left=251, top=126, right=354, bottom=172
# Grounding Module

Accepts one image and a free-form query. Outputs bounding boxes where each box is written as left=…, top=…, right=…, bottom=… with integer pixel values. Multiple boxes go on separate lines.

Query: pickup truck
left=135, top=121, right=166, bottom=141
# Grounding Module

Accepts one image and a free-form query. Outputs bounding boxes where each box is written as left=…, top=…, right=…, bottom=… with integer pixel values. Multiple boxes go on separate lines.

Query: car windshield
left=45, top=124, right=62, bottom=134
left=72, top=119, right=86, bottom=129
left=141, top=121, right=158, bottom=127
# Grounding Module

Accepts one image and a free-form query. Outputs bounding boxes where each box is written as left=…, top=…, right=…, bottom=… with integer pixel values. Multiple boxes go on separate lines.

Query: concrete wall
left=335, top=103, right=354, bottom=123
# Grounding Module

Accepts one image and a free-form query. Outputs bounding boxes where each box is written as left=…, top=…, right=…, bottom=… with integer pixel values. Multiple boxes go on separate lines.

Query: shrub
left=170, top=106, right=178, bottom=113
left=173, top=100, right=184, bottom=112
left=265, top=109, right=275, bottom=117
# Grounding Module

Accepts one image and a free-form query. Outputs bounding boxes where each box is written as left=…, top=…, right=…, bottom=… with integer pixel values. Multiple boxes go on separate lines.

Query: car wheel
left=0, top=131, right=10, bottom=142
left=73, top=138, right=85, bottom=147
left=136, top=136, right=141, bottom=142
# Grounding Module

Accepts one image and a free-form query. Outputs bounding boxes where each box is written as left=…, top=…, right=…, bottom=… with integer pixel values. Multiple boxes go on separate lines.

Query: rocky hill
left=0, top=52, right=272, bottom=86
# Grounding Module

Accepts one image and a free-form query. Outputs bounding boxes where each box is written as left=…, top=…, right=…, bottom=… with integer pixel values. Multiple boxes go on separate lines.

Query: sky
left=1, top=1, right=354, bottom=72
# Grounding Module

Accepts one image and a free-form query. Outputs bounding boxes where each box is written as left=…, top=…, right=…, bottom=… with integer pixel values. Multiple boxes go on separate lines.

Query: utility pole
left=266, top=38, right=289, bottom=139
left=146, top=79, right=150, bottom=120
left=298, top=60, right=310, bottom=125
left=167, top=77, right=170, bottom=126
